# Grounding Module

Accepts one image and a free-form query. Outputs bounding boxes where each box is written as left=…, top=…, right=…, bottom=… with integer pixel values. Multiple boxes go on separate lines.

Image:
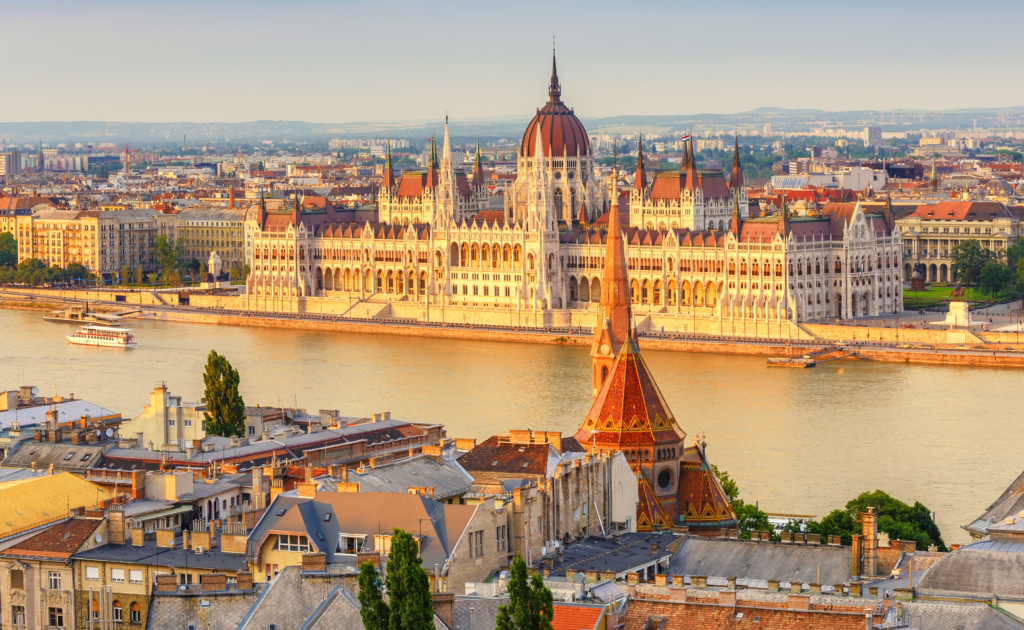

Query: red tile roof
left=0, top=518, right=103, bottom=559
left=552, top=604, right=603, bottom=630
left=907, top=201, right=1011, bottom=221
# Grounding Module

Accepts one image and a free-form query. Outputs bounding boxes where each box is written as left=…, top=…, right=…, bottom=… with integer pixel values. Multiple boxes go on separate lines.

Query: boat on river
left=66, top=325, right=136, bottom=348
left=44, top=304, right=122, bottom=327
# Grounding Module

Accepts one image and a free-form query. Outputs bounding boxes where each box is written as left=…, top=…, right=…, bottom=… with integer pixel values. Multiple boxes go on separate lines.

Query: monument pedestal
left=943, top=301, right=972, bottom=327
left=910, top=277, right=926, bottom=292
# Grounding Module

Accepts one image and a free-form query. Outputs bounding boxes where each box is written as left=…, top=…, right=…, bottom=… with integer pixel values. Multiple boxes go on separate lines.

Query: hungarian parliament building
left=244, top=53, right=903, bottom=330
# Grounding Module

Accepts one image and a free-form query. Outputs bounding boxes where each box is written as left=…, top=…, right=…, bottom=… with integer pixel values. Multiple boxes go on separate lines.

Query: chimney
left=48, top=463, right=54, bottom=475
left=862, top=508, right=878, bottom=577
left=252, top=467, right=264, bottom=510
left=851, top=534, right=863, bottom=579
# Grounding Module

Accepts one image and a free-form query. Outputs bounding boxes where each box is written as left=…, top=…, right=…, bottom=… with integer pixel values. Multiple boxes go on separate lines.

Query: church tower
left=589, top=183, right=635, bottom=399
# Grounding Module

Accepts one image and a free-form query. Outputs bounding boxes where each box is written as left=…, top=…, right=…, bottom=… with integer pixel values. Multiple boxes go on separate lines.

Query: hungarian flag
left=679, top=134, right=691, bottom=141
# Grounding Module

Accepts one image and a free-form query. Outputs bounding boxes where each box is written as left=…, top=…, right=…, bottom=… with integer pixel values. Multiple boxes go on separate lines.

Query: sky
left=5, top=0, right=1024, bottom=123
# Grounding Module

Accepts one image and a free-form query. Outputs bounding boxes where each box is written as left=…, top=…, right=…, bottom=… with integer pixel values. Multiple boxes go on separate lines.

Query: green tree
left=384, top=528, right=434, bottom=630
left=121, top=265, right=129, bottom=285
left=804, top=490, right=946, bottom=551
left=155, top=235, right=184, bottom=284
left=495, top=554, right=554, bottom=630
left=358, top=561, right=390, bottom=630
left=135, top=266, right=143, bottom=286
left=201, top=350, right=246, bottom=437
left=979, top=260, right=1012, bottom=297
left=0, top=233, right=17, bottom=268
left=1005, top=238, right=1024, bottom=273
left=950, top=240, right=992, bottom=285
left=710, top=464, right=738, bottom=502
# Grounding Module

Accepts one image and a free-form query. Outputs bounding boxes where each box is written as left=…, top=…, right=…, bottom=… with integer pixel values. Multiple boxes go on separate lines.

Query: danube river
left=3, top=308, right=1020, bottom=544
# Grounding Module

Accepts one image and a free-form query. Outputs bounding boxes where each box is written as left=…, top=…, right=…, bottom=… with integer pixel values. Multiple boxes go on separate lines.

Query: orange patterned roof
left=678, top=445, right=738, bottom=529
left=575, top=338, right=685, bottom=448
left=637, top=473, right=672, bottom=532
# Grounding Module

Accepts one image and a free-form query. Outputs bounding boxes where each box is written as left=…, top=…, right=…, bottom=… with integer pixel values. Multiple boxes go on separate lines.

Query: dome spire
left=548, top=37, right=561, bottom=102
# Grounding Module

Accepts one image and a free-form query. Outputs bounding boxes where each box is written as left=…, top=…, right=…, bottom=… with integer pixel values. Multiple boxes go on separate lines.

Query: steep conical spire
left=634, top=132, right=647, bottom=191
left=590, top=164, right=635, bottom=400
left=930, top=156, right=937, bottom=192
left=730, top=191, right=742, bottom=235
left=441, top=115, right=451, bottom=168
left=730, top=135, right=743, bottom=190
left=683, top=141, right=689, bottom=169
left=384, top=137, right=396, bottom=190
left=473, top=137, right=485, bottom=190
left=684, top=139, right=698, bottom=191
left=548, top=40, right=561, bottom=102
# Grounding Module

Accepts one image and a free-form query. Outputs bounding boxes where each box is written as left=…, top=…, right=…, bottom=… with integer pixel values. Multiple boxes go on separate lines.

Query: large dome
left=520, top=52, right=590, bottom=159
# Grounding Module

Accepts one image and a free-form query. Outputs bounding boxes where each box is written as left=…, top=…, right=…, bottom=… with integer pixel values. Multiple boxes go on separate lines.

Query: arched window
left=131, top=602, right=141, bottom=623
left=113, top=601, right=123, bottom=622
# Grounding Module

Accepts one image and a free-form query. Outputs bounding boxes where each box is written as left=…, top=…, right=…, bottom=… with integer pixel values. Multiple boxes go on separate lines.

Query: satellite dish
left=95, top=430, right=102, bottom=437
left=105, top=428, right=113, bottom=438
left=31, top=387, right=38, bottom=395
left=94, top=534, right=102, bottom=543
left=572, top=572, right=586, bottom=584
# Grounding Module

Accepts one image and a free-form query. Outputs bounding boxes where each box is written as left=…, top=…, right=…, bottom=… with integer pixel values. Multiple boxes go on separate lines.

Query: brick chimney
left=862, top=508, right=878, bottom=577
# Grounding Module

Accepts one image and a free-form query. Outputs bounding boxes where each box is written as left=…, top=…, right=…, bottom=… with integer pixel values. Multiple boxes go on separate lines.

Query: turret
left=472, top=138, right=485, bottom=190
left=384, top=139, right=396, bottom=190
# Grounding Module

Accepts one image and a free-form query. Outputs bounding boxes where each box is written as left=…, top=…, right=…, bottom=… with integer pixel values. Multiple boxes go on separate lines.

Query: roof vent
left=1006, top=518, right=1015, bottom=525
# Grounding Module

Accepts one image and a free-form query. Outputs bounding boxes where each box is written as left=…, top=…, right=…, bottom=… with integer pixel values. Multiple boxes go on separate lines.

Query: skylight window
left=64, top=452, right=76, bottom=460
left=276, top=509, right=286, bottom=517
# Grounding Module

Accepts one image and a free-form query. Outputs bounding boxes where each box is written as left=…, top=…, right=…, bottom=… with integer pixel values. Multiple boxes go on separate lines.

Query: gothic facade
left=244, top=52, right=903, bottom=324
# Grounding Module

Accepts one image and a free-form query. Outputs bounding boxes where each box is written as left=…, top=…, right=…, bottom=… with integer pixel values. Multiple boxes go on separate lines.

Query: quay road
left=4, top=289, right=1024, bottom=363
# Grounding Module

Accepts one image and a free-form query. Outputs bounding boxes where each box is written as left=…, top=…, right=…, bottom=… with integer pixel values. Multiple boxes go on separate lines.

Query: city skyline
left=7, top=0, right=1024, bottom=123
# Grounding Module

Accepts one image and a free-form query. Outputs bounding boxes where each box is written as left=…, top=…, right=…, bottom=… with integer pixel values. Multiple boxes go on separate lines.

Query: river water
left=2, top=308, right=1020, bottom=544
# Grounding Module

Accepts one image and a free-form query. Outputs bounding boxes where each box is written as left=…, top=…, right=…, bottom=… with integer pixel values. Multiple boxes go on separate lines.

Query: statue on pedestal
left=207, top=251, right=223, bottom=283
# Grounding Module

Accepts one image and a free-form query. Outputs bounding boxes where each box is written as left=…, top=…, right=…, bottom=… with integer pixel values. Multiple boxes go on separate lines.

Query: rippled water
left=2, top=308, right=1020, bottom=544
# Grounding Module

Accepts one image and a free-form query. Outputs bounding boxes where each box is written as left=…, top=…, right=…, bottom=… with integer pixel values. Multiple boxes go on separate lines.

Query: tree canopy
left=495, top=554, right=554, bottom=630
left=201, top=350, right=246, bottom=437
left=0, top=233, right=16, bottom=268
left=950, top=240, right=992, bottom=285
left=358, top=528, right=434, bottom=630
left=806, top=490, right=946, bottom=551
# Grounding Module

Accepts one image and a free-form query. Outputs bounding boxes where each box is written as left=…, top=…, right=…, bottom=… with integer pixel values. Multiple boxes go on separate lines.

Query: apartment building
left=176, top=206, right=246, bottom=270
left=0, top=149, right=22, bottom=175
left=15, top=207, right=165, bottom=278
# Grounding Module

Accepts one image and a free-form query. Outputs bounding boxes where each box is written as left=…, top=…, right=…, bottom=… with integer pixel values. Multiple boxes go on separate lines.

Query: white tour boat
left=66, top=325, right=137, bottom=348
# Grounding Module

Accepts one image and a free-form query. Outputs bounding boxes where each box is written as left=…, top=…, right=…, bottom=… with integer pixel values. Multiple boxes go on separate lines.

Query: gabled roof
left=0, top=517, right=103, bottom=559
left=318, top=453, right=473, bottom=501
left=648, top=170, right=731, bottom=201
left=908, top=200, right=1012, bottom=221
left=677, top=445, right=737, bottom=529
left=668, top=537, right=850, bottom=587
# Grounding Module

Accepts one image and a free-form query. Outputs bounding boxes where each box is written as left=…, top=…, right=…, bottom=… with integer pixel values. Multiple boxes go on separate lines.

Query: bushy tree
left=495, top=554, right=554, bottom=630
left=950, top=240, right=992, bottom=285
left=0, top=233, right=16, bottom=268
left=201, top=350, right=246, bottom=437
left=805, top=490, right=946, bottom=551
left=979, top=260, right=1012, bottom=297
left=711, top=465, right=776, bottom=540
left=155, top=235, right=184, bottom=285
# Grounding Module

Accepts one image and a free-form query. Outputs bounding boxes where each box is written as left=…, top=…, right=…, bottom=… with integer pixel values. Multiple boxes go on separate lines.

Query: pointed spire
left=473, top=137, right=484, bottom=190
left=634, top=132, right=647, bottom=191
left=548, top=37, right=561, bottom=102
left=778, top=195, right=789, bottom=234
left=442, top=115, right=452, bottom=168
left=384, top=137, right=396, bottom=190
left=730, top=191, right=742, bottom=235
left=730, top=135, right=743, bottom=190
left=684, top=139, right=698, bottom=191
left=292, top=191, right=301, bottom=227
left=930, top=156, right=938, bottom=192
left=259, top=190, right=267, bottom=229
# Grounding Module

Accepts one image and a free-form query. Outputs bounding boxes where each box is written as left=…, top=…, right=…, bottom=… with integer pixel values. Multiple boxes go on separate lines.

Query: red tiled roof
left=0, top=518, right=103, bottom=559
left=907, top=201, right=1010, bottom=221
left=552, top=604, right=603, bottom=630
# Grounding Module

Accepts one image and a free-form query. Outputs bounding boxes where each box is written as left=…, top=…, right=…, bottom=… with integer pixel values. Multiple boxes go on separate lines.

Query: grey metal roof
left=452, top=596, right=508, bottom=630
left=965, top=469, right=1024, bottom=537
left=72, top=539, right=248, bottom=572
left=667, top=537, right=851, bottom=587
left=3, top=439, right=110, bottom=470
left=915, top=538, right=1024, bottom=599
left=900, top=602, right=1024, bottom=630
left=545, top=533, right=679, bottom=578
left=175, top=207, right=247, bottom=222
left=0, top=399, right=118, bottom=428
left=0, top=467, right=49, bottom=483
left=317, top=454, right=473, bottom=500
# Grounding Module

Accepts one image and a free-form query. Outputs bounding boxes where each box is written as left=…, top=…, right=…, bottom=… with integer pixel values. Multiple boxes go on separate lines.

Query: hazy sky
left=6, top=0, right=1023, bottom=123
